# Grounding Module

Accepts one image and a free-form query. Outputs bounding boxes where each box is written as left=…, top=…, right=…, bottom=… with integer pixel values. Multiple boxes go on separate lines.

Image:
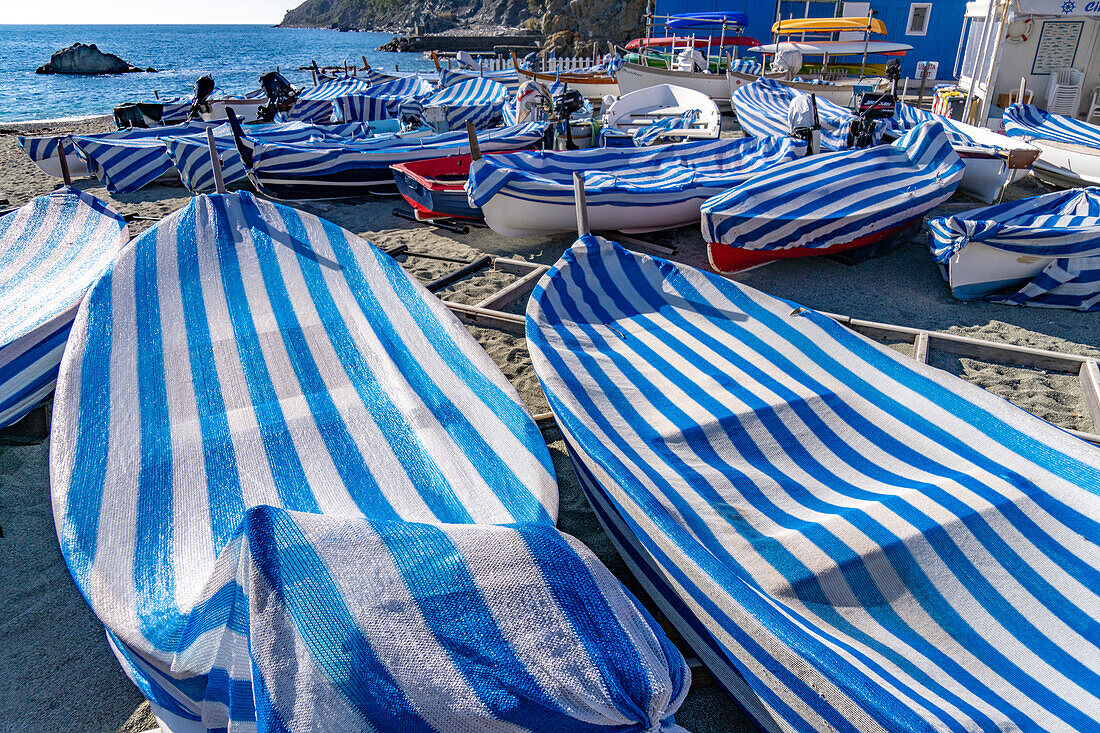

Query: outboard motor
left=885, top=57, right=902, bottom=95
left=552, top=88, right=587, bottom=150
left=676, top=48, right=708, bottom=73
left=256, top=71, right=299, bottom=123
left=520, top=52, right=539, bottom=71
left=516, top=80, right=552, bottom=123
left=788, top=93, right=820, bottom=155
left=848, top=91, right=897, bottom=149
left=456, top=50, right=479, bottom=71
left=188, top=75, right=216, bottom=120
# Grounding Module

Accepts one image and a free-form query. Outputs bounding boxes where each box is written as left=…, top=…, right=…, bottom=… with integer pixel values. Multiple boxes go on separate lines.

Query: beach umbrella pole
left=206, top=127, right=226, bottom=194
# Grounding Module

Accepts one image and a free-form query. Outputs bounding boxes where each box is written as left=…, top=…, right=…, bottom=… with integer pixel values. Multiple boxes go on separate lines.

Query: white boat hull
left=616, top=62, right=886, bottom=109
left=947, top=240, right=1051, bottom=300
left=481, top=191, right=705, bottom=236
left=604, top=84, right=722, bottom=141
left=1029, top=139, right=1100, bottom=186
left=956, top=152, right=1028, bottom=203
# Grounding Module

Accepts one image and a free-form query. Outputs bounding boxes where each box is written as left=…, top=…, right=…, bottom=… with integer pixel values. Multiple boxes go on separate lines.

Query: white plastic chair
left=1086, top=86, right=1100, bottom=124
left=1045, top=68, right=1083, bottom=116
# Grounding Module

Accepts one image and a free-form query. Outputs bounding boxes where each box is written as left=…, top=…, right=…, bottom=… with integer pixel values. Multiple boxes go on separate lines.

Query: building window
left=907, top=3, right=931, bottom=35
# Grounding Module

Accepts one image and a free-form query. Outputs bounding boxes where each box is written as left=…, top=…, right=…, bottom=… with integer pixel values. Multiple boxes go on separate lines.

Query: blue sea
left=0, top=25, right=433, bottom=122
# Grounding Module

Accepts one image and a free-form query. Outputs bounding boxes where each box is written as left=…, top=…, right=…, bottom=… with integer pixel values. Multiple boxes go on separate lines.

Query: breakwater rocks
left=36, top=43, right=155, bottom=75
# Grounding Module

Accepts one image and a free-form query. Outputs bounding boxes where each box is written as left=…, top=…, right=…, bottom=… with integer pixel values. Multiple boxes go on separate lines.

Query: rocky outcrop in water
left=36, top=43, right=155, bottom=75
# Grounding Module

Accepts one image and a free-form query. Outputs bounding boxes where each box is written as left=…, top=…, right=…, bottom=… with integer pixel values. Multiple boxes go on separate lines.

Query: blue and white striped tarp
left=16, top=135, right=92, bottom=178
left=51, top=191, right=689, bottom=732
left=412, top=77, right=510, bottom=131
left=1003, top=103, right=1100, bottom=148
left=889, top=103, right=1000, bottom=153
left=71, top=122, right=211, bottom=193
left=332, top=76, right=436, bottom=122
left=468, top=135, right=802, bottom=213
left=633, top=110, right=700, bottom=145
left=163, top=121, right=375, bottom=192
left=439, top=66, right=521, bottom=95
left=731, top=78, right=871, bottom=151
left=928, top=187, right=1100, bottom=310
left=702, top=121, right=964, bottom=262
left=527, top=233, right=1100, bottom=733
left=290, top=77, right=375, bottom=122
left=248, top=121, right=548, bottom=196
left=728, top=57, right=762, bottom=76
left=0, top=188, right=127, bottom=428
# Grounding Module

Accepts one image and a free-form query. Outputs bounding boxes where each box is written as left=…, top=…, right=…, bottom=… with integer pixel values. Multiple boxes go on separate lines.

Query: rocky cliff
left=277, top=0, right=533, bottom=34
left=277, top=0, right=646, bottom=52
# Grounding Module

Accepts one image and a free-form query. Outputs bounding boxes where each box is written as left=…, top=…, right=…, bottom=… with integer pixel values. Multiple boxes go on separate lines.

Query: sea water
left=0, top=25, right=433, bottom=122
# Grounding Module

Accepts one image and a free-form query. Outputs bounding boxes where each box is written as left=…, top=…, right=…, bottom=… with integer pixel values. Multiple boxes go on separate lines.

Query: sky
left=0, top=0, right=299, bottom=24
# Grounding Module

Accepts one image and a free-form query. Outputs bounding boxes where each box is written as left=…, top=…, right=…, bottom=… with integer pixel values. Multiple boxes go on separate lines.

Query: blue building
left=651, top=0, right=967, bottom=79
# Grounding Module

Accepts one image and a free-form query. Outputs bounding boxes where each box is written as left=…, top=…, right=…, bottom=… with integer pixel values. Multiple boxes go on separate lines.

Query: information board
left=1032, top=20, right=1084, bottom=74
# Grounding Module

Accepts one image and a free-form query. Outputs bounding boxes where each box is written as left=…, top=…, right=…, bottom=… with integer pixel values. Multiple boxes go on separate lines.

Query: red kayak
left=625, top=36, right=761, bottom=50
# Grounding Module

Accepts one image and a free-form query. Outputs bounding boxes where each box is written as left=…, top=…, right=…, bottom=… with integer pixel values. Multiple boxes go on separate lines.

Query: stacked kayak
left=467, top=136, right=804, bottom=236
left=1003, top=103, right=1100, bottom=186
left=929, top=187, right=1100, bottom=310
left=239, top=120, right=548, bottom=200
left=888, top=102, right=1038, bottom=202
left=528, top=234, right=1100, bottom=733
left=51, top=191, right=690, bottom=733
left=702, top=121, right=964, bottom=272
left=0, top=189, right=128, bottom=427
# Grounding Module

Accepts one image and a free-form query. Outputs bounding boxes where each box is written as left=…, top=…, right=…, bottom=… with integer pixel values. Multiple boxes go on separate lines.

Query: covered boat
left=731, top=77, right=869, bottom=151
left=703, top=121, right=964, bottom=273
left=888, top=103, right=1038, bottom=202
left=70, top=122, right=211, bottom=193
left=50, top=191, right=690, bottom=733
left=163, top=120, right=377, bottom=193
left=288, top=76, right=376, bottom=123
left=403, top=75, right=511, bottom=131
left=1003, top=103, right=1100, bottom=186
left=929, top=187, right=1100, bottom=310
left=527, top=233, right=1100, bottom=733
left=603, top=84, right=721, bottom=142
left=17, top=135, right=92, bottom=179
left=331, top=76, right=435, bottom=123
left=0, top=188, right=128, bottom=428
left=467, top=135, right=804, bottom=236
left=235, top=120, right=547, bottom=200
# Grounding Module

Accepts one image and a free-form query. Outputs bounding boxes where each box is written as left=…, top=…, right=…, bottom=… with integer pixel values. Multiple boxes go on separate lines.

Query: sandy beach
left=0, top=115, right=1097, bottom=733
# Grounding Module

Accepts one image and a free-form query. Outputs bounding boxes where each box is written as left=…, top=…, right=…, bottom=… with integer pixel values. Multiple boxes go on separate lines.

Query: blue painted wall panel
left=651, top=0, right=966, bottom=78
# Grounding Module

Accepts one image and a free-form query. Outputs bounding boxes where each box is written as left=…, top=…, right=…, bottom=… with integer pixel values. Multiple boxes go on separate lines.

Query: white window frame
left=906, top=3, right=932, bottom=36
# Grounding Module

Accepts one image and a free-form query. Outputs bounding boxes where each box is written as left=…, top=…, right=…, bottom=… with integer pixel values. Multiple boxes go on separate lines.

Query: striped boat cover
left=728, top=58, right=762, bottom=75
left=332, top=77, right=436, bottom=122
left=1003, top=103, right=1100, bottom=147
left=439, top=67, right=521, bottom=95
left=17, top=135, right=90, bottom=177
left=889, top=103, right=1000, bottom=153
left=467, top=136, right=804, bottom=209
left=632, top=110, right=700, bottom=145
left=250, top=121, right=547, bottom=184
left=702, top=121, right=964, bottom=252
left=71, top=122, right=211, bottom=193
left=527, top=234, right=1100, bottom=733
left=928, top=187, right=1100, bottom=310
left=409, top=77, right=510, bottom=131
left=0, top=188, right=127, bottom=428
left=51, top=191, right=688, bottom=732
left=164, top=121, right=375, bottom=192
left=732, top=78, right=869, bottom=151
left=289, top=77, right=375, bottom=122
left=317, top=69, right=392, bottom=86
